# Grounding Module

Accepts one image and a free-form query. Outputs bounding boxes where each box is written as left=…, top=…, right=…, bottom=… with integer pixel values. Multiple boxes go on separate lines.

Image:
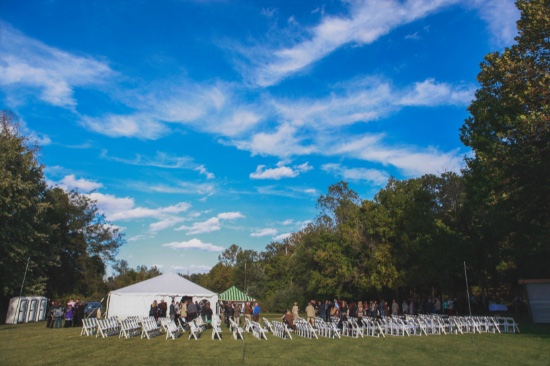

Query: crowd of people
left=45, top=299, right=90, bottom=329
left=219, top=301, right=260, bottom=328
left=281, top=297, right=463, bottom=330
left=149, top=298, right=214, bottom=327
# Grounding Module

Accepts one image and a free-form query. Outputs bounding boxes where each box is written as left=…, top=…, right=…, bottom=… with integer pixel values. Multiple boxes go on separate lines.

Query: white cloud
left=170, top=264, right=212, bottom=274
left=175, top=211, right=245, bottom=235
left=81, top=114, right=167, bottom=140
left=58, top=174, right=103, bottom=192
left=274, top=233, right=291, bottom=241
left=175, top=217, right=221, bottom=235
left=398, top=79, right=474, bottom=106
left=333, top=135, right=464, bottom=176
left=162, top=238, right=225, bottom=252
left=322, top=163, right=389, bottom=185
left=88, top=192, right=191, bottom=223
left=237, top=0, right=459, bottom=86
left=101, top=150, right=194, bottom=169
left=217, top=212, right=245, bottom=220
left=149, top=217, right=186, bottom=232
left=89, top=192, right=135, bottom=214
left=468, top=0, right=519, bottom=48
left=251, top=228, right=278, bottom=237
left=0, top=22, right=113, bottom=107
left=195, top=165, right=215, bottom=179
left=250, top=161, right=312, bottom=180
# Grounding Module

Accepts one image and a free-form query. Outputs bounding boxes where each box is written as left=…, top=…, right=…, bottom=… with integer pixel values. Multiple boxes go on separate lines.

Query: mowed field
left=1, top=315, right=549, bottom=366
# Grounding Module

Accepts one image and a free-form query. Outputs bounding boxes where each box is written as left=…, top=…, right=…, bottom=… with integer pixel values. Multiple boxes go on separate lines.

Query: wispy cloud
left=101, top=150, right=194, bottom=169
left=333, top=135, right=464, bottom=176
left=0, top=21, right=113, bottom=107
left=57, top=174, right=104, bottom=192
left=162, top=238, right=225, bottom=252
left=322, top=163, right=389, bottom=186
left=250, top=161, right=312, bottom=180
left=251, top=228, right=277, bottom=237
left=468, top=0, right=519, bottom=48
left=175, top=211, right=245, bottom=235
left=81, top=114, right=167, bottom=140
left=235, top=0, right=459, bottom=86
left=195, top=165, right=215, bottom=179
left=274, top=233, right=291, bottom=241
left=170, top=264, right=212, bottom=274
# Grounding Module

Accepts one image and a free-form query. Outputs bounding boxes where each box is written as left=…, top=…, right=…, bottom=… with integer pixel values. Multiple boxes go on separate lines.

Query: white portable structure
left=106, top=272, right=218, bottom=319
left=5, top=296, right=48, bottom=324
left=519, top=279, right=550, bottom=323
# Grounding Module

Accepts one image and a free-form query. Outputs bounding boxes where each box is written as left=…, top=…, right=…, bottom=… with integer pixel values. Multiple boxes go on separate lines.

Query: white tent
left=106, top=272, right=218, bottom=319
left=5, top=296, right=47, bottom=324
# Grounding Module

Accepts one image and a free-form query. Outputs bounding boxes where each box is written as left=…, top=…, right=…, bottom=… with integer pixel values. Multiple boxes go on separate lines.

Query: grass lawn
left=1, top=315, right=549, bottom=366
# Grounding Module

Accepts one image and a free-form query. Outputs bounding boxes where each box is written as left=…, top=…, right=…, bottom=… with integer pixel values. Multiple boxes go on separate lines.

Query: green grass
left=1, top=315, right=549, bottom=366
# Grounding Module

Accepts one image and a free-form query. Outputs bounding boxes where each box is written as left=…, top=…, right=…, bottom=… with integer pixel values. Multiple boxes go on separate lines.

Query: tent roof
left=110, top=272, right=216, bottom=296
left=218, top=286, right=254, bottom=301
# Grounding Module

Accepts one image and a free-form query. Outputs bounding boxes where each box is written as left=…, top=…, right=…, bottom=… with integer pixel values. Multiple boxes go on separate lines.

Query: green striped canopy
left=218, top=286, right=254, bottom=301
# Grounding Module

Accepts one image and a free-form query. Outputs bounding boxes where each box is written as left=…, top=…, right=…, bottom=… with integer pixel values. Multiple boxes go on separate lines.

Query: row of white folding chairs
left=271, top=320, right=293, bottom=340
left=294, top=318, right=318, bottom=339
left=263, top=317, right=275, bottom=333
left=96, top=317, right=121, bottom=338
left=249, top=320, right=269, bottom=340
left=345, top=317, right=364, bottom=338
left=211, top=315, right=223, bottom=340
left=313, top=317, right=341, bottom=338
left=359, top=317, right=385, bottom=337
left=119, top=318, right=141, bottom=338
left=230, top=318, right=245, bottom=340
left=80, top=317, right=98, bottom=336
left=165, top=320, right=184, bottom=340
left=496, top=317, right=520, bottom=333
left=141, top=317, right=162, bottom=339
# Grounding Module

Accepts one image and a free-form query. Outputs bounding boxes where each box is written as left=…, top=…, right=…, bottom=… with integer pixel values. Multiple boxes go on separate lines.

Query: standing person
left=175, top=302, right=182, bottom=326
left=306, top=301, right=315, bottom=326
left=292, top=302, right=299, bottom=321
left=402, top=300, right=408, bottom=315
left=244, top=302, right=252, bottom=322
left=150, top=300, right=158, bottom=320
left=181, top=300, right=188, bottom=322
left=188, top=300, right=196, bottom=321
left=392, top=299, right=399, bottom=316
left=204, top=303, right=213, bottom=324
left=234, top=302, right=242, bottom=326
left=434, top=298, right=441, bottom=314
left=46, top=300, right=55, bottom=328
left=325, top=300, right=332, bottom=321
left=64, top=304, right=73, bottom=328
left=379, top=299, right=386, bottom=317
left=252, top=302, right=260, bottom=322
left=170, top=300, right=176, bottom=321
left=319, top=301, right=326, bottom=321
left=53, top=302, right=64, bottom=329
left=409, top=300, right=415, bottom=315
left=357, top=301, right=364, bottom=320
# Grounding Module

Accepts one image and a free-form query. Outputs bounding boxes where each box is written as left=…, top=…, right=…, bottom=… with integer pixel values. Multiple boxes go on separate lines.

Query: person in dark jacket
left=46, top=300, right=55, bottom=328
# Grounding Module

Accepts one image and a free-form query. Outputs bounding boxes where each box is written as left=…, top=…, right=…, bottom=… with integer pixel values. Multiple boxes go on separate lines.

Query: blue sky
left=0, top=0, right=520, bottom=275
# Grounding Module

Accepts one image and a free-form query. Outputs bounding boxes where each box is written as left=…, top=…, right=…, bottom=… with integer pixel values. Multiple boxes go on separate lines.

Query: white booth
left=5, top=296, right=48, bottom=324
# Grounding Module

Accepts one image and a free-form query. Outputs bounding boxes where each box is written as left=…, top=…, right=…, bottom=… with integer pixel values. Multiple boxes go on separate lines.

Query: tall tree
left=0, top=111, right=50, bottom=299
left=460, top=0, right=550, bottom=280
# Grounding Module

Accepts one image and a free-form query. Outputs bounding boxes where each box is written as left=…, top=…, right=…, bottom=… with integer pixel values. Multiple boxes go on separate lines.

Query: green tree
left=460, top=0, right=550, bottom=280
left=0, top=111, right=50, bottom=299
left=44, top=188, right=124, bottom=298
